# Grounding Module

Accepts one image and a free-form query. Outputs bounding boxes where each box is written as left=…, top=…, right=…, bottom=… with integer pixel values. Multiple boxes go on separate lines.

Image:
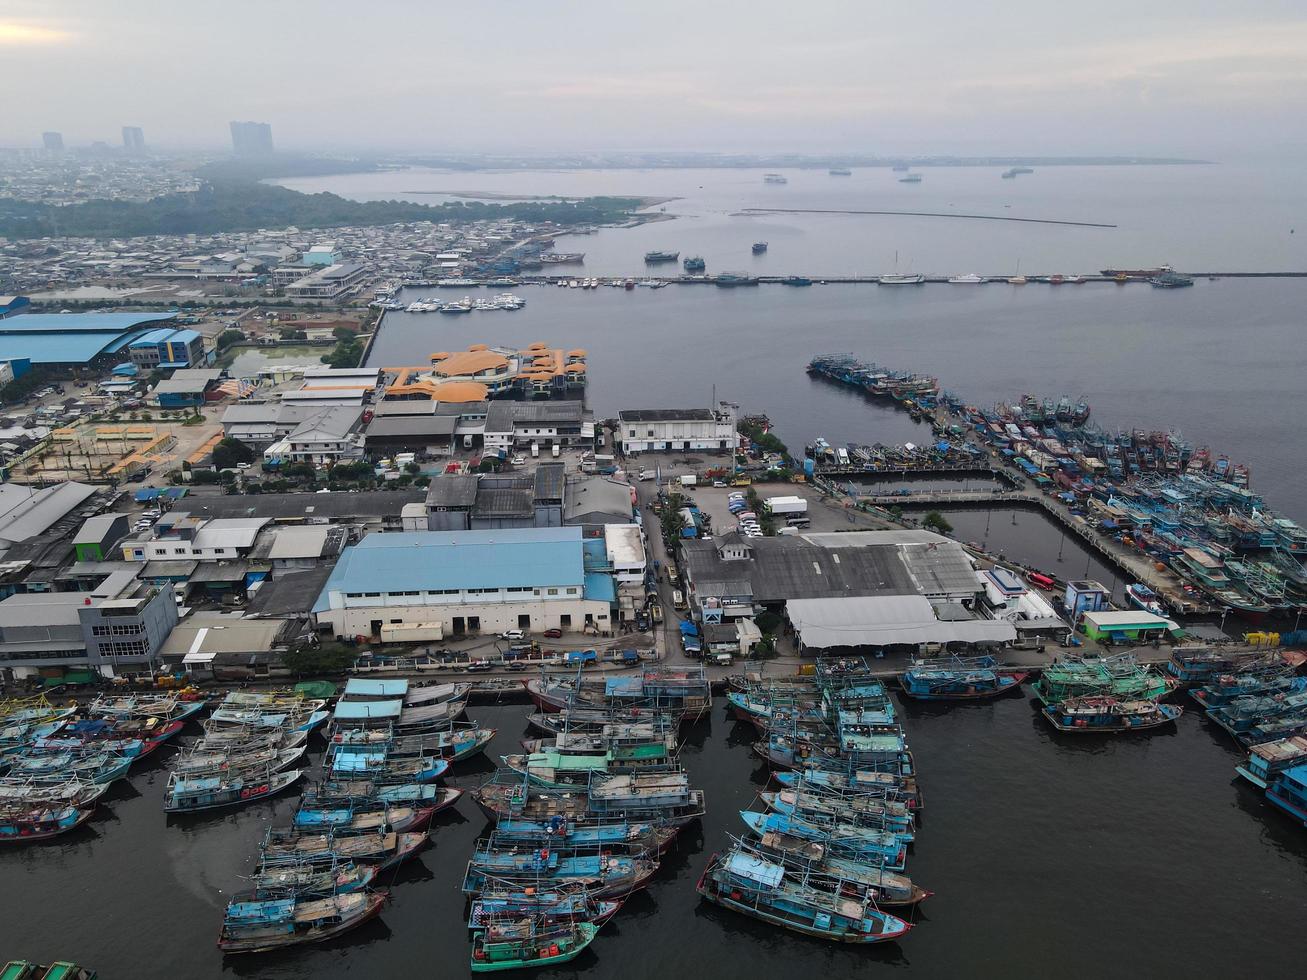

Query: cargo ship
left=683, top=256, right=706, bottom=273
left=898, top=174, right=922, bottom=184
left=751, top=242, right=768, bottom=254
left=1150, top=271, right=1194, bottom=288
left=828, top=168, right=853, bottom=176
left=644, top=250, right=679, bottom=263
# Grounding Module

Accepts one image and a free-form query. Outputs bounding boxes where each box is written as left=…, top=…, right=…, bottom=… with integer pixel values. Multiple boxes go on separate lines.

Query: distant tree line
left=0, top=179, right=644, bottom=240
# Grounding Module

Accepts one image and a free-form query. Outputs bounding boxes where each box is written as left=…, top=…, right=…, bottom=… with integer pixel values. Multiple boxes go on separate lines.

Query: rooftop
left=314, top=527, right=587, bottom=611
left=787, top=595, right=1017, bottom=649
left=619, top=408, right=716, bottom=422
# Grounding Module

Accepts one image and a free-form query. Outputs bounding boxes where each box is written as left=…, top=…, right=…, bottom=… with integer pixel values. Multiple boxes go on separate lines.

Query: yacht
left=439, top=298, right=473, bottom=314
left=763, top=173, right=788, bottom=184
left=1008, top=275, right=1028, bottom=285
left=947, top=274, right=986, bottom=284
left=878, top=274, right=926, bottom=285
left=898, top=173, right=923, bottom=184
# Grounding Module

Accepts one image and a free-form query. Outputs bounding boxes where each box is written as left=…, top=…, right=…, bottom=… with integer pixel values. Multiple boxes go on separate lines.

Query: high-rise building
left=122, top=126, right=146, bottom=153
left=229, top=121, right=274, bottom=156
left=41, top=131, right=64, bottom=152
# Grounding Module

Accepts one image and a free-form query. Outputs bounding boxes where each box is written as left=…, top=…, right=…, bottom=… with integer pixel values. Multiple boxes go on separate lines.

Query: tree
left=283, top=644, right=358, bottom=677
left=332, top=325, right=356, bottom=342
left=216, top=329, right=245, bottom=351
left=404, top=461, right=420, bottom=475
left=212, top=437, right=254, bottom=470
left=922, top=511, right=954, bottom=535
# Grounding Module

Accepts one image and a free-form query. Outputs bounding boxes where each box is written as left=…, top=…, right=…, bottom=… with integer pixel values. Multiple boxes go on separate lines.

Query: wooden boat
left=0, top=776, right=109, bottom=808
left=899, top=656, right=1028, bottom=700
left=38, top=717, right=183, bottom=758
left=525, top=709, right=680, bottom=736
left=524, top=667, right=711, bottom=722
left=324, top=749, right=449, bottom=784
left=469, top=892, right=623, bottom=929
left=87, top=693, right=206, bottom=723
left=218, top=889, right=386, bottom=953
left=1236, top=734, right=1307, bottom=788
left=753, top=829, right=930, bottom=907
left=474, top=775, right=704, bottom=827
left=260, top=828, right=428, bottom=871
left=520, top=728, right=678, bottom=756
left=0, top=803, right=95, bottom=843
left=164, top=767, right=303, bottom=812
left=470, top=918, right=598, bottom=972
left=4, top=749, right=133, bottom=785
left=183, top=728, right=308, bottom=752
left=740, top=810, right=907, bottom=869
left=1265, top=763, right=1307, bottom=828
left=492, top=816, right=672, bottom=854
left=1041, top=696, right=1182, bottom=733
left=328, top=725, right=495, bottom=762
left=205, top=706, right=329, bottom=734
left=302, top=781, right=456, bottom=808
left=171, top=744, right=306, bottom=776
left=0, top=962, right=96, bottom=980
left=461, top=842, right=656, bottom=898
left=772, top=766, right=922, bottom=811
left=697, top=849, right=911, bottom=944
left=293, top=802, right=438, bottom=834
left=248, top=857, right=377, bottom=896
left=761, top=788, right=913, bottom=835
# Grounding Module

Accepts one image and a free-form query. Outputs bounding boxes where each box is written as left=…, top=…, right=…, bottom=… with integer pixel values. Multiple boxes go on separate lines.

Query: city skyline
left=1, top=1, right=1305, bottom=159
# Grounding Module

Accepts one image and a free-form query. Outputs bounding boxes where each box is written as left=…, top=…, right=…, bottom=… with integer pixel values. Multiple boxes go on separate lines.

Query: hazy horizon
left=2, top=0, right=1306, bottom=160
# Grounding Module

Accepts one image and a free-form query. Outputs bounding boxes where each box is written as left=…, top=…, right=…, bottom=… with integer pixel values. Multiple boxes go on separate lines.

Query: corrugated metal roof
left=787, top=595, right=1016, bottom=649
left=0, top=482, right=98, bottom=546
left=314, top=527, right=585, bottom=612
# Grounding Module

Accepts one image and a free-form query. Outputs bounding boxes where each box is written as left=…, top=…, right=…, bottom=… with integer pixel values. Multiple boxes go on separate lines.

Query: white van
left=531, top=443, right=540, bottom=458
left=551, top=444, right=560, bottom=458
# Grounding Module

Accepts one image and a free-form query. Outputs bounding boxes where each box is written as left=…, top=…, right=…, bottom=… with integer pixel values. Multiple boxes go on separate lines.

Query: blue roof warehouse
left=312, top=526, right=615, bottom=642
left=0, top=311, right=178, bottom=367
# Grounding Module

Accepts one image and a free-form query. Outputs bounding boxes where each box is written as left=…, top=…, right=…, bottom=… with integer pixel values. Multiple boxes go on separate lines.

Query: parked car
left=712, top=479, right=727, bottom=488
left=543, top=628, right=563, bottom=639
left=511, top=456, right=525, bottom=466
left=500, top=629, right=526, bottom=641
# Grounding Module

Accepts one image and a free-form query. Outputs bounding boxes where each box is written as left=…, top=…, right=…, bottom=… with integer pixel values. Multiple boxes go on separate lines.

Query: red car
left=543, top=628, right=563, bottom=639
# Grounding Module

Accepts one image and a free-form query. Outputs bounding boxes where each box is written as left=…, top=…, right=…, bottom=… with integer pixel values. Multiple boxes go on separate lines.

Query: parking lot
left=676, top=481, right=895, bottom=539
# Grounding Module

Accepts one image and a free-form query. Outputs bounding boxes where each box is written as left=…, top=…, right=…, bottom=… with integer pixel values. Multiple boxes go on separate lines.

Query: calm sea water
left=367, top=279, right=1307, bottom=521
left=274, top=163, right=1307, bottom=274
left=2, top=699, right=1304, bottom=978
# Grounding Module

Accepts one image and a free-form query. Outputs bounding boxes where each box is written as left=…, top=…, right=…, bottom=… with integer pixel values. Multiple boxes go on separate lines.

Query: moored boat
left=217, top=889, right=386, bottom=954
left=899, top=656, right=1028, bottom=700
left=1041, top=696, right=1182, bottom=734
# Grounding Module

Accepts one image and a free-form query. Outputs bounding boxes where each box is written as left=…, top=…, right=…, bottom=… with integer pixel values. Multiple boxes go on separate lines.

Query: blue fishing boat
left=217, top=889, right=386, bottom=953
left=493, top=816, right=660, bottom=851
left=772, top=767, right=921, bottom=811
left=752, top=828, right=931, bottom=906
left=248, top=857, right=378, bottom=896
left=1166, top=648, right=1238, bottom=684
left=4, top=749, right=133, bottom=784
left=1042, top=696, right=1182, bottom=734
left=697, top=848, right=911, bottom=944
left=1265, top=764, right=1307, bottom=828
left=761, top=788, right=913, bottom=837
left=0, top=804, right=94, bottom=843
left=461, top=843, right=656, bottom=898
left=899, top=655, right=1028, bottom=701
left=1192, top=672, right=1307, bottom=710
left=1237, top=735, right=1307, bottom=787
left=1207, top=691, right=1307, bottom=742
left=328, top=724, right=495, bottom=761
left=325, top=749, right=448, bottom=784
left=164, top=767, right=303, bottom=812
left=739, top=810, right=907, bottom=869
left=301, top=779, right=451, bottom=807
left=469, top=892, right=623, bottom=929
left=259, top=827, right=429, bottom=871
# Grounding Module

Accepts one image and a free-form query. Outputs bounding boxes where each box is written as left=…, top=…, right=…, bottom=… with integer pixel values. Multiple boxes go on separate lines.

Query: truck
left=764, top=495, right=808, bottom=516
left=531, top=442, right=540, bottom=458
left=680, top=474, right=697, bottom=488
left=551, top=444, right=560, bottom=458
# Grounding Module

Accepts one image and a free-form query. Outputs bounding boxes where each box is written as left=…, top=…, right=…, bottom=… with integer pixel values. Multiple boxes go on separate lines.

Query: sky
left=2, top=0, right=1305, bottom=158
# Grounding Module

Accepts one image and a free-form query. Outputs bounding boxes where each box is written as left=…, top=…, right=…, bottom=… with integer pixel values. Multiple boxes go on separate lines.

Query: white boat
left=763, top=173, right=788, bottom=184
left=947, top=274, right=986, bottom=284
left=878, top=274, right=925, bottom=285
left=1008, top=275, right=1028, bottom=285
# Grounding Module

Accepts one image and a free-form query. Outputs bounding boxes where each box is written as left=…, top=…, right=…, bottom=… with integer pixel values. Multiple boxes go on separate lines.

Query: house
left=603, top=524, right=646, bottom=583
left=160, top=612, right=294, bottom=677
left=312, top=527, right=614, bottom=641
left=263, top=407, right=366, bottom=468
left=121, top=513, right=269, bottom=563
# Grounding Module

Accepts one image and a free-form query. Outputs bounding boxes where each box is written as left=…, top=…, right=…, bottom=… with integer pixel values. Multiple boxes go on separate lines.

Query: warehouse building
left=128, top=328, right=208, bottom=369
left=312, top=526, right=614, bottom=641
left=151, top=368, right=223, bottom=408
left=617, top=406, right=737, bottom=454
left=0, top=312, right=177, bottom=367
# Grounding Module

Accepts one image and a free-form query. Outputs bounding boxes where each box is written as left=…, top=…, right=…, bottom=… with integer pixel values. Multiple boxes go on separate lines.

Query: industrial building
left=1078, top=610, right=1182, bottom=644
left=422, top=464, right=565, bottom=531
left=483, top=400, right=592, bottom=455
left=151, top=368, right=223, bottom=408
left=0, top=296, right=31, bottom=319
left=0, top=312, right=177, bottom=367
left=127, top=327, right=208, bottom=369
left=312, top=526, right=614, bottom=641
left=0, top=572, right=178, bottom=679
left=283, top=263, right=368, bottom=299
left=617, top=406, right=737, bottom=454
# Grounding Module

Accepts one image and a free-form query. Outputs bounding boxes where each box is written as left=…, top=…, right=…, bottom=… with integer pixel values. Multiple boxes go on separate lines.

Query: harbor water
left=2, top=699, right=1305, bottom=977
left=366, top=278, right=1307, bottom=520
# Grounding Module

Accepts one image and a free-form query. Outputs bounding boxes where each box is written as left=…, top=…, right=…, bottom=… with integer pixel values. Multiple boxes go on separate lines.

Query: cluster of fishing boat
left=0, top=693, right=204, bottom=844
left=163, top=691, right=328, bottom=813
left=0, top=961, right=95, bottom=979
left=807, top=355, right=940, bottom=415
left=405, top=292, right=526, bottom=314
left=217, top=679, right=495, bottom=954
left=1032, top=654, right=1181, bottom=734
left=457, top=667, right=710, bottom=971
left=1181, top=653, right=1307, bottom=749
left=707, top=659, right=929, bottom=944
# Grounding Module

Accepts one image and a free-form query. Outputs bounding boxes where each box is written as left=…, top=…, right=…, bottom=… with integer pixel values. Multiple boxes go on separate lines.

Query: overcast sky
left=2, top=0, right=1305, bottom=157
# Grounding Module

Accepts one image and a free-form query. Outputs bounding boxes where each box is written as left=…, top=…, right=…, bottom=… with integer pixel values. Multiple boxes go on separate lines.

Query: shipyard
left=3, top=5, right=1307, bottom=975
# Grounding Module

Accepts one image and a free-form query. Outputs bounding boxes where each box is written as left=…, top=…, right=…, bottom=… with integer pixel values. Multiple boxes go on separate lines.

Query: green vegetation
left=321, top=335, right=364, bottom=369
left=283, top=643, right=358, bottom=677
left=0, top=177, right=644, bottom=239
left=195, top=156, right=380, bottom=183
left=922, top=511, right=954, bottom=535
left=216, top=329, right=245, bottom=351
left=212, top=437, right=255, bottom=470
left=739, top=418, right=788, bottom=457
